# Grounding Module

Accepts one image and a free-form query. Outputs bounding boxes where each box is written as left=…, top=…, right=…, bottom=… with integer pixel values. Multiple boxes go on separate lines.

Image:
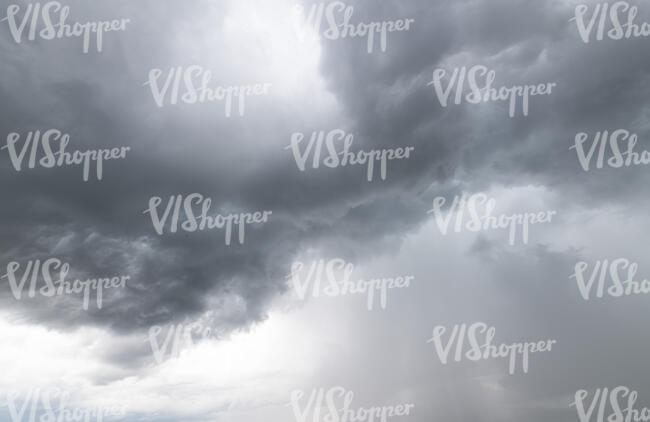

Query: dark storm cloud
left=0, top=0, right=292, bottom=334
left=0, top=0, right=443, bottom=338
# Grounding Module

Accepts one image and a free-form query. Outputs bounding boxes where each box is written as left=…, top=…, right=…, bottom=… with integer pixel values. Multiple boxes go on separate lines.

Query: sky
left=0, top=0, right=649, bottom=421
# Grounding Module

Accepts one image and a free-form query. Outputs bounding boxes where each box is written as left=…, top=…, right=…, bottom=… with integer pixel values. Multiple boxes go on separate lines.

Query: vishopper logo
left=427, top=193, right=556, bottom=246
left=287, top=258, right=413, bottom=311
left=427, top=65, right=557, bottom=118
left=572, top=386, right=650, bottom=422
left=426, top=322, right=557, bottom=375
left=285, top=129, right=415, bottom=182
left=2, top=129, right=130, bottom=182
left=1, top=388, right=126, bottom=422
left=143, top=193, right=272, bottom=245
left=571, top=259, right=650, bottom=300
left=0, top=258, right=129, bottom=311
left=571, top=129, right=650, bottom=171
left=571, top=2, right=650, bottom=43
left=146, top=320, right=225, bottom=364
left=289, top=387, right=415, bottom=422
left=1, top=2, right=130, bottom=53
left=144, top=66, right=271, bottom=117
left=290, top=1, right=415, bottom=53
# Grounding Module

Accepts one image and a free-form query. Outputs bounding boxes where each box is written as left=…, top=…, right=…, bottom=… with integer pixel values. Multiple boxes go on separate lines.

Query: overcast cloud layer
left=0, top=0, right=649, bottom=421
